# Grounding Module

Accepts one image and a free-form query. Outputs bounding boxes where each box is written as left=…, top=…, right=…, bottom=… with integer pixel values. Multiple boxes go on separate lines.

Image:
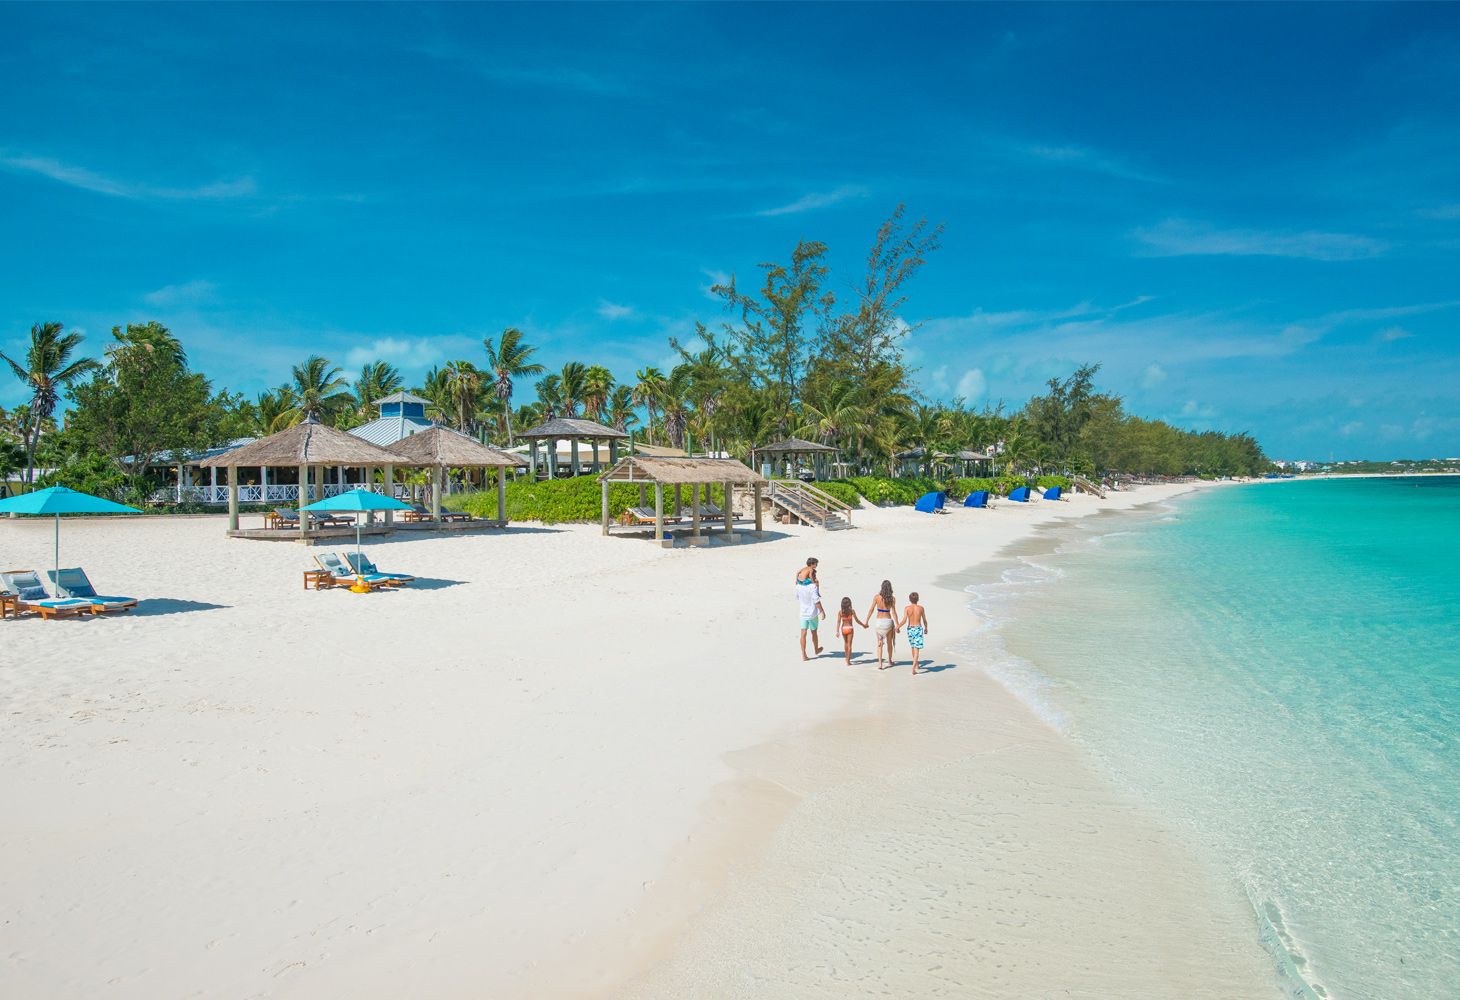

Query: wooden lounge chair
left=404, top=502, right=471, bottom=524
left=0, top=569, right=94, bottom=619
left=625, top=506, right=683, bottom=525
left=344, top=552, right=413, bottom=585
left=270, top=507, right=353, bottom=529
left=313, top=552, right=394, bottom=590
left=47, top=567, right=137, bottom=614
left=692, top=502, right=725, bottom=519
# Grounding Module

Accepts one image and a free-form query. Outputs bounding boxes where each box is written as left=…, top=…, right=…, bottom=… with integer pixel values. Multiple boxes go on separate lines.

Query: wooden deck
left=227, top=519, right=506, bottom=543
left=606, top=519, right=761, bottom=548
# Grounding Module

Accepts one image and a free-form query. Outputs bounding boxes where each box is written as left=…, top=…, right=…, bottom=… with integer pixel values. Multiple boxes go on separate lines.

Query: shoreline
left=0, top=482, right=1275, bottom=998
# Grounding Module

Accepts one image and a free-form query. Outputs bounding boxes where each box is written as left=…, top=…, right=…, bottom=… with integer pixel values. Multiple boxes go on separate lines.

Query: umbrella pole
left=55, top=513, right=60, bottom=597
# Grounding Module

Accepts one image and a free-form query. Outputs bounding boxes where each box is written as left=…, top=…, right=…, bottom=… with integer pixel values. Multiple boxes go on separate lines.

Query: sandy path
left=0, top=485, right=1274, bottom=998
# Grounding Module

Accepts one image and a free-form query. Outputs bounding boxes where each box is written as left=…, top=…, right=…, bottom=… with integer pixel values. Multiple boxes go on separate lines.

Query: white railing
left=163, top=483, right=419, bottom=505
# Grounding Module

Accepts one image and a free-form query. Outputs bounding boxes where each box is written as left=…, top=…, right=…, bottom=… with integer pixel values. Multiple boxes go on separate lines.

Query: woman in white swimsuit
left=866, top=579, right=897, bottom=670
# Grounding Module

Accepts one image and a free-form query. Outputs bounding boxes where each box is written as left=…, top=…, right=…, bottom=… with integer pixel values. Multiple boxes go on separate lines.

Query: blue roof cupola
left=375, top=390, right=430, bottom=421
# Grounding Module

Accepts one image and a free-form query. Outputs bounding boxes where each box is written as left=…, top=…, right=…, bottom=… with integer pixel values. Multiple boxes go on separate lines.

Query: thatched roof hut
left=200, top=417, right=400, bottom=468
left=598, top=456, right=768, bottom=545
left=517, top=417, right=628, bottom=440
left=517, top=416, right=629, bottom=478
left=384, top=426, right=526, bottom=468
left=753, top=436, right=836, bottom=454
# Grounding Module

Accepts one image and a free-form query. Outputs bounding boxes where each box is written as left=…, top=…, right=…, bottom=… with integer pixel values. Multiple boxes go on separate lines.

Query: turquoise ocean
left=963, top=477, right=1459, bottom=1000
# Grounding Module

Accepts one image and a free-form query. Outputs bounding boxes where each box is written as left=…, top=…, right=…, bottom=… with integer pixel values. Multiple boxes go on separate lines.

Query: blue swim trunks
left=906, top=625, right=925, bottom=649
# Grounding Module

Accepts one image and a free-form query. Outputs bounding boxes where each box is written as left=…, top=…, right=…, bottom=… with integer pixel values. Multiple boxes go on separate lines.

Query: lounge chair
left=1042, top=486, right=1065, bottom=501
left=47, top=567, right=137, bottom=614
left=963, top=490, right=990, bottom=509
left=692, top=502, right=725, bottom=519
left=404, top=503, right=471, bottom=524
left=625, top=506, right=683, bottom=524
left=313, top=552, right=395, bottom=590
left=1007, top=486, right=1032, bottom=502
left=270, top=507, right=354, bottom=529
left=0, top=569, right=94, bottom=619
left=344, top=552, right=414, bottom=585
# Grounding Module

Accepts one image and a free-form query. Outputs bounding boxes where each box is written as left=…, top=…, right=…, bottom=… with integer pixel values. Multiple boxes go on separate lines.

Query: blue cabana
left=1043, top=486, right=1063, bottom=501
left=914, top=491, right=943, bottom=513
left=963, top=490, right=990, bottom=508
left=1008, top=486, right=1032, bottom=502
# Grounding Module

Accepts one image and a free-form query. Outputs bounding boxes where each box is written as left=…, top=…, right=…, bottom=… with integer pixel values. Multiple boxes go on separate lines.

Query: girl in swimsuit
left=837, top=597, right=867, bottom=666
left=866, top=580, right=897, bottom=670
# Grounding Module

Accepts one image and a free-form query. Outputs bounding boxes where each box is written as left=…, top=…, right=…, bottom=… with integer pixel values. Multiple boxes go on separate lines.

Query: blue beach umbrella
left=0, top=486, right=141, bottom=594
left=301, top=488, right=413, bottom=578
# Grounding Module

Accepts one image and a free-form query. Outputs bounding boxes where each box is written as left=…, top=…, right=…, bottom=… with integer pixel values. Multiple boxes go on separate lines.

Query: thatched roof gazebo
left=200, top=416, right=403, bottom=537
left=751, top=437, right=838, bottom=481
left=517, top=417, right=629, bottom=479
left=385, top=426, right=527, bottom=526
left=599, top=455, right=768, bottom=546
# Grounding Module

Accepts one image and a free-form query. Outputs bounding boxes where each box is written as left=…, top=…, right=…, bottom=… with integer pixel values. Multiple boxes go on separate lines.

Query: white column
left=210, top=465, right=218, bottom=504
left=228, top=466, right=240, bottom=531
left=260, top=466, right=269, bottom=503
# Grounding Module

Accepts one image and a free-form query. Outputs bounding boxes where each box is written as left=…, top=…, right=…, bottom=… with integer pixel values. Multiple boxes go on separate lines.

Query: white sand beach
left=0, top=485, right=1275, bottom=998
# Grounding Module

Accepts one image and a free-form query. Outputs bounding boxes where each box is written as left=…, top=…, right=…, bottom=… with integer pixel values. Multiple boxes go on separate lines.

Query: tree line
left=1, top=206, right=1271, bottom=498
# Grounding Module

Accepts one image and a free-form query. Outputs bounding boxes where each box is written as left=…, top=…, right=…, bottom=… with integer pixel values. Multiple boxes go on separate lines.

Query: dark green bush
left=1034, top=474, right=1071, bottom=490
left=834, top=476, right=941, bottom=506
left=447, top=475, right=727, bottom=524
left=815, top=481, right=862, bottom=507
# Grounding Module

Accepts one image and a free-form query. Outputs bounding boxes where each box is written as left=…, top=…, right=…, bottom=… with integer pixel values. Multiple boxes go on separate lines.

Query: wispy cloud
left=413, top=41, right=631, bottom=96
left=0, top=152, right=256, bottom=202
left=143, top=280, right=219, bottom=307
left=1133, top=218, right=1388, bottom=261
left=1019, top=142, right=1166, bottom=183
left=595, top=300, right=637, bottom=321
left=344, top=336, right=449, bottom=372
left=756, top=184, right=867, bottom=217
left=1377, top=325, right=1414, bottom=342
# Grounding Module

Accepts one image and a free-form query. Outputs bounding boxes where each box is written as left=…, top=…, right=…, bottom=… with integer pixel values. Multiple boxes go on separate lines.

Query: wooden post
left=384, top=465, right=395, bottom=525
left=674, top=484, right=682, bottom=517
left=691, top=483, right=701, bottom=537
left=498, top=466, right=507, bottom=524
left=547, top=441, right=558, bottom=479
left=753, top=482, right=763, bottom=534
left=601, top=477, right=611, bottom=536
left=724, top=482, right=734, bottom=533
left=654, top=482, right=664, bottom=543
left=609, top=439, right=618, bottom=466
left=529, top=439, right=538, bottom=479
left=431, top=465, right=442, bottom=523
left=298, top=463, right=310, bottom=540
left=638, top=483, right=646, bottom=507
left=260, top=466, right=270, bottom=505
left=227, top=466, right=240, bottom=531
left=571, top=440, right=580, bottom=477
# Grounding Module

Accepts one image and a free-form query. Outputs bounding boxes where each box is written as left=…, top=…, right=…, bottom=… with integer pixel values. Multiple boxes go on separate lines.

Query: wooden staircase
left=1071, top=475, right=1106, bottom=499
left=766, top=481, right=854, bottom=530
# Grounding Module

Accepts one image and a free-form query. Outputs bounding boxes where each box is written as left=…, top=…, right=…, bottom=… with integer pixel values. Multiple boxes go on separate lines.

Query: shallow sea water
left=975, top=478, right=1460, bottom=1000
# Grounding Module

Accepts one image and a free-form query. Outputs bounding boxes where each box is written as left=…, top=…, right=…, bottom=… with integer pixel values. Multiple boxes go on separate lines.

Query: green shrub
left=834, top=476, right=941, bottom=506
left=1035, top=474, right=1071, bottom=490
left=949, top=477, right=993, bottom=499
left=815, top=481, right=862, bottom=507
left=447, top=475, right=727, bottom=524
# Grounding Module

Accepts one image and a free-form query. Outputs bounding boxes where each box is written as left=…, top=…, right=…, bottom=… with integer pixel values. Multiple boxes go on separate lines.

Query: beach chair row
left=0, top=568, right=137, bottom=620
left=622, top=502, right=725, bottom=525
left=265, top=503, right=472, bottom=531
left=305, top=552, right=415, bottom=592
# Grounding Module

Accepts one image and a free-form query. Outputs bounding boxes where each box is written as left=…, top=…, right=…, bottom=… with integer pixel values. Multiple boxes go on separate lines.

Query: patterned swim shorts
left=906, top=625, right=925, bottom=649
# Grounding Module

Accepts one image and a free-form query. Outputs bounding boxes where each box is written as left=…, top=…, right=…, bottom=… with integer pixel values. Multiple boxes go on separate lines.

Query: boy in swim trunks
left=901, top=592, right=929, bottom=675
left=797, top=560, right=825, bottom=660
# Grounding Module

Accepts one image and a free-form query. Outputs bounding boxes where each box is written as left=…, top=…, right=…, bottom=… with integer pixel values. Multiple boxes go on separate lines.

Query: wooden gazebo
left=599, top=455, right=768, bottom=546
left=200, top=416, right=403, bottom=538
left=517, top=417, right=629, bottom=479
left=384, top=426, right=527, bottom=526
left=751, top=437, right=838, bottom=480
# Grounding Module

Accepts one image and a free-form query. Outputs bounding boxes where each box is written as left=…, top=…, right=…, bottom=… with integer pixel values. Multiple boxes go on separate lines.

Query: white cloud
left=1377, top=325, right=1413, bottom=342
left=1020, top=142, right=1165, bottom=183
left=1133, top=218, right=1388, bottom=261
left=143, top=280, right=218, bottom=307
left=344, top=337, right=447, bottom=371
left=1340, top=421, right=1363, bottom=436
left=596, top=300, right=637, bottom=321
left=0, top=152, right=256, bottom=201
left=955, top=368, right=987, bottom=401
left=756, top=184, right=867, bottom=217
left=1140, top=363, right=1167, bottom=388
left=1180, top=399, right=1216, bottom=419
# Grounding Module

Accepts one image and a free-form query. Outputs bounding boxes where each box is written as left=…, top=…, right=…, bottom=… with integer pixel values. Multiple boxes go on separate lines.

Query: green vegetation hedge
left=447, top=475, right=727, bottom=525
left=1035, top=474, right=1071, bottom=490
left=815, top=481, right=862, bottom=507
left=832, top=476, right=941, bottom=506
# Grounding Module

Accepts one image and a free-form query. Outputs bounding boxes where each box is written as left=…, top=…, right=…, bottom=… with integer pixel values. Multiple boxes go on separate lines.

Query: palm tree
left=659, top=366, right=693, bottom=451
left=0, top=322, right=99, bottom=483
left=607, top=385, right=638, bottom=434
left=276, top=355, right=352, bottom=429
left=106, top=321, right=187, bottom=370
left=633, top=367, right=667, bottom=445
left=558, top=362, right=588, bottom=417
left=483, top=328, right=544, bottom=446
left=534, top=374, right=563, bottom=421
left=353, top=361, right=403, bottom=416
left=582, top=365, right=614, bottom=421
left=440, top=360, right=484, bottom=434
left=797, top=382, right=871, bottom=450
left=256, top=388, right=293, bottom=435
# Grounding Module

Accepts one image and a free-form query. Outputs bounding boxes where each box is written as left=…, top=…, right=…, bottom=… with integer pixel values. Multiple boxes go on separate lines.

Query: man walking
left=797, top=557, right=824, bottom=660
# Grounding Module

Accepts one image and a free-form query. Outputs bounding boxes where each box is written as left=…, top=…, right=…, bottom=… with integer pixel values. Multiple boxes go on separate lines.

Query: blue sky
left=1, top=3, right=1457, bottom=460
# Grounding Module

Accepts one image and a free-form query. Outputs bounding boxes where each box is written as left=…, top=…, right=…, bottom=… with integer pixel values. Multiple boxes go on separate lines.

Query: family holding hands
left=796, top=557, right=930, bottom=675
